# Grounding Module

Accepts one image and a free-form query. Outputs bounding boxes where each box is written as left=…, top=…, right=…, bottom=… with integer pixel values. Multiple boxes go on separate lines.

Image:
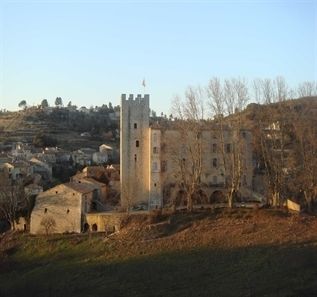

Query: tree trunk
left=187, top=193, right=193, bottom=212
left=304, top=191, right=312, bottom=212
left=228, top=189, right=234, bottom=208
left=272, top=191, right=280, bottom=207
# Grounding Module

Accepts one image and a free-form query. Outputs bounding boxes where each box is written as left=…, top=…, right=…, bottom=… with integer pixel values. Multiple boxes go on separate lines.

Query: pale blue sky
left=0, top=0, right=316, bottom=114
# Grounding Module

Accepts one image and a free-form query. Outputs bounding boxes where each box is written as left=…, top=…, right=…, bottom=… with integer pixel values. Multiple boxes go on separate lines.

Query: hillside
left=239, top=96, right=317, bottom=129
left=0, top=108, right=119, bottom=151
left=1, top=209, right=317, bottom=297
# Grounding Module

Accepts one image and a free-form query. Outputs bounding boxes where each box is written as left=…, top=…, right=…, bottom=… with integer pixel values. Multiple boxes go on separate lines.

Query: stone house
left=30, top=182, right=100, bottom=234
left=92, top=152, right=108, bottom=165
left=70, top=174, right=107, bottom=207
left=11, top=142, right=33, bottom=161
left=1, top=161, right=33, bottom=181
left=29, top=157, right=52, bottom=182
left=72, top=148, right=96, bottom=166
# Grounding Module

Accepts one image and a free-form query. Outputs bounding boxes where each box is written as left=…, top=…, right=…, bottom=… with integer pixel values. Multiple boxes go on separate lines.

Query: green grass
left=1, top=233, right=317, bottom=297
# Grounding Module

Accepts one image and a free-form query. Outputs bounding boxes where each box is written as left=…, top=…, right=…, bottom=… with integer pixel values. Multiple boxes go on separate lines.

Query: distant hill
left=0, top=107, right=119, bottom=151
left=225, top=96, right=317, bottom=129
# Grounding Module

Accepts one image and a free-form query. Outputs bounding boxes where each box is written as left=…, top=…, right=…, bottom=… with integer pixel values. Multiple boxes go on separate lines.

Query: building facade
left=120, top=94, right=254, bottom=210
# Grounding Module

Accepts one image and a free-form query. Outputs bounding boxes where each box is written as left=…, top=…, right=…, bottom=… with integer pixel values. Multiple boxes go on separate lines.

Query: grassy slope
left=1, top=209, right=317, bottom=297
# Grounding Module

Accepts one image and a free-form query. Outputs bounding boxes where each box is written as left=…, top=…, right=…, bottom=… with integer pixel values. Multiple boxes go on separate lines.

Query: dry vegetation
left=1, top=209, right=317, bottom=297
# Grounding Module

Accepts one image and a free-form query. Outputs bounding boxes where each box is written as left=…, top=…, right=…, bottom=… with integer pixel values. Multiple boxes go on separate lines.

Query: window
left=44, top=208, right=47, bottom=214
left=153, top=146, right=158, bottom=154
left=161, top=160, right=167, bottom=172
left=213, top=176, right=217, bottom=185
left=226, top=144, right=231, bottom=153
left=136, top=140, right=139, bottom=147
left=67, top=209, right=70, bottom=214
left=154, top=183, right=157, bottom=187
left=153, top=133, right=157, bottom=143
left=134, top=154, right=137, bottom=162
left=134, top=123, right=137, bottom=129
left=212, top=143, right=217, bottom=153
left=152, top=161, right=158, bottom=171
left=212, top=158, right=217, bottom=167
left=243, top=175, right=247, bottom=186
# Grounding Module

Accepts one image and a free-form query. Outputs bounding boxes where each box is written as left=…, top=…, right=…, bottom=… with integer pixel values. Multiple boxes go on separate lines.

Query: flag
left=142, top=79, right=146, bottom=88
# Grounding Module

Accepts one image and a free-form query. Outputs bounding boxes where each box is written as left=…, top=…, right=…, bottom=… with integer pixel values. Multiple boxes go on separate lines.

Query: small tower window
left=212, top=158, right=218, bottom=168
left=136, top=140, right=139, bottom=147
left=153, top=147, right=158, bottom=154
left=212, top=143, right=217, bottom=153
left=226, top=144, right=231, bottom=153
left=44, top=208, right=47, bottom=213
left=134, top=154, right=137, bottom=161
left=67, top=209, right=70, bottom=214
left=134, top=123, right=137, bottom=129
left=154, top=183, right=157, bottom=187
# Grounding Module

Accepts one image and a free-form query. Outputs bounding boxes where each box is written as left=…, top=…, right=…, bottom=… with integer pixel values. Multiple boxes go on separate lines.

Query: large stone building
left=120, top=94, right=253, bottom=209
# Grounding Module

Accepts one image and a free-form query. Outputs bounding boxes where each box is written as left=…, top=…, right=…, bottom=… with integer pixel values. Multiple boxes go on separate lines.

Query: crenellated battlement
left=121, top=94, right=149, bottom=105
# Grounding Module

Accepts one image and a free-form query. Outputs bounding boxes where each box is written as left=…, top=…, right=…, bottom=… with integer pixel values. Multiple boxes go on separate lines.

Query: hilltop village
left=0, top=92, right=317, bottom=234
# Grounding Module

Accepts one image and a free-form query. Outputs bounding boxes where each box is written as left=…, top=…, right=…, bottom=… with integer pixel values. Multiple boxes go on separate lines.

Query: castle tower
left=120, top=94, right=150, bottom=209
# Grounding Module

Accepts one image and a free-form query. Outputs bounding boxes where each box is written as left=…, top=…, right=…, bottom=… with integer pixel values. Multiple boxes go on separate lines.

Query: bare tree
left=291, top=108, right=317, bottom=211
left=40, top=216, right=56, bottom=235
left=261, top=79, right=275, bottom=104
left=297, top=81, right=317, bottom=98
left=171, top=86, right=205, bottom=212
left=207, top=77, right=249, bottom=208
left=0, top=184, right=25, bottom=230
left=251, top=76, right=293, bottom=207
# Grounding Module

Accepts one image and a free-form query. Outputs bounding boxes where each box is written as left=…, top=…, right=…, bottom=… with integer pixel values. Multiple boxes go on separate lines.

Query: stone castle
left=120, top=94, right=253, bottom=210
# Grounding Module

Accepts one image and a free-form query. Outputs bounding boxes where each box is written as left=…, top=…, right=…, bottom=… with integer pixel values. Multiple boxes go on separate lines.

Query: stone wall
left=85, top=212, right=125, bottom=232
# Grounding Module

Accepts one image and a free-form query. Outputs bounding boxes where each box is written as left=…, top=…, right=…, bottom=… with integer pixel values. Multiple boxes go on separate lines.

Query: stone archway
left=92, top=223, right=98, bottom=232
left=210, top=190, right=227, bottom=203
left=193, top=189, right=208, bottom=205
left=175, top=190, right=186, bottom=206
left=83, top=223, right=90, bottom=233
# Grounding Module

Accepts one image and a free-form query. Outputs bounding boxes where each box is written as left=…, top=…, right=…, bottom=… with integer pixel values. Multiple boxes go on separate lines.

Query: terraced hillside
left=0, top=108, right=119, bottom=151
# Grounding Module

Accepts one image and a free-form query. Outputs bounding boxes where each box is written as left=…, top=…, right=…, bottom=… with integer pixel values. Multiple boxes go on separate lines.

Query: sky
left=0, top=0, right=316, bottom=115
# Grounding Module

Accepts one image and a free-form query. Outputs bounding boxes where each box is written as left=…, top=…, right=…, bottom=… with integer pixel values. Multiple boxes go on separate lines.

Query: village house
left=0, top=161, right=33, bottom=182
left=29, top=157, right=52, bottom=182
left=92, top=151, right=108, bottom=165
left=70, top=174, right=107, bottom=207
left=72, top=148, right=96, bottom=166
left=11, top=142, right=33, bottom=161
left=30, top=182, right=100, bottom=234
